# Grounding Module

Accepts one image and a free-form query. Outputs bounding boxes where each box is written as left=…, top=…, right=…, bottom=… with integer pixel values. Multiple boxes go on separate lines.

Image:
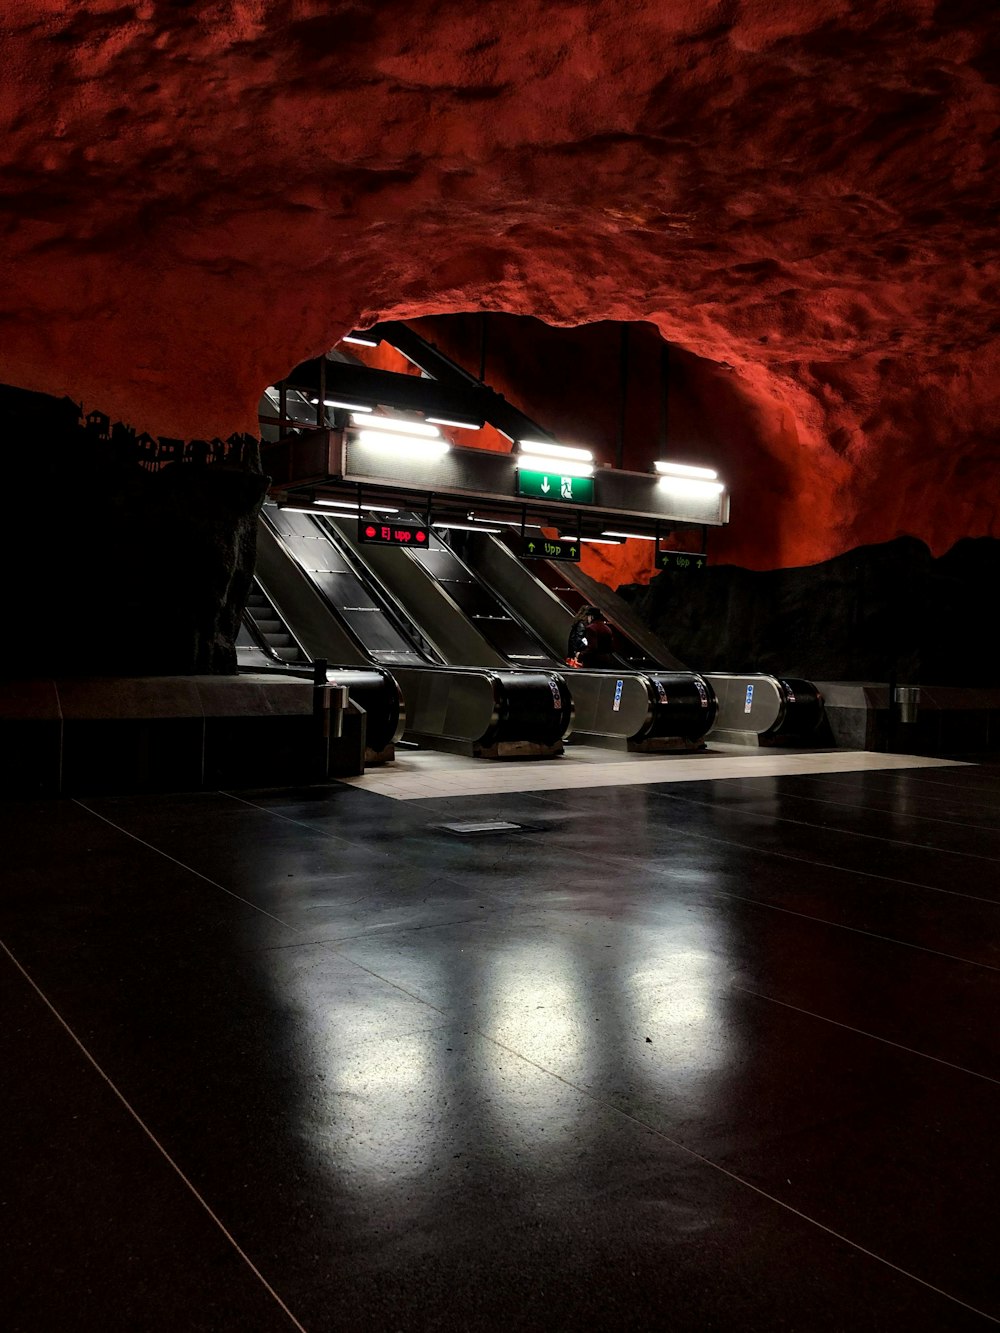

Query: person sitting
left=566, top=606, right=592, bottom=665
left=566, top=606, right=615, bottom=668
left=578, top=607, right=615, bottom=667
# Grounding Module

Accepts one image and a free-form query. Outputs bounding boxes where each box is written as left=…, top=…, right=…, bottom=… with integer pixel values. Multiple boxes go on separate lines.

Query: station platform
left=3, top=748, right=999, bottom=1330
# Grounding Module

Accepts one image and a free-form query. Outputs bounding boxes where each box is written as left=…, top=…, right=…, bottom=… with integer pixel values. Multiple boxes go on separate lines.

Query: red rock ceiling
left=2, top=1, right=999, bottom=571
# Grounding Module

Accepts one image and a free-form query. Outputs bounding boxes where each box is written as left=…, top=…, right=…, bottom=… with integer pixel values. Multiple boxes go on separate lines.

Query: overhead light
left=602, top=529, right=657, bottom=541
left=277, top=505, right=335, bottom=516
left=314, top=499, right=399, bottom=513
left=426, top=416, right=484, bottom=431
left=351, top=413, right=441, bottom=438
left=517, top=454, right=594, bottom=478
left=581, top=537, right=625, bottom=545
left=310, top=398, right=373, bottom=412
left=657, top=476, right=725, bottom=497
left=518, top=439, right=594, bottom=463
left=432, top=521, right=503, bottom=534
left=356, top=429, right=450, bottom=459
left=653, top=461, right=718, bottom=480
left=342, top=330, right=379, bottom=347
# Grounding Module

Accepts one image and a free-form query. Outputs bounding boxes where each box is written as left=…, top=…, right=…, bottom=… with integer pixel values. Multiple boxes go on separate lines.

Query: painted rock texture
left=1, top=2, right=998, bottom=570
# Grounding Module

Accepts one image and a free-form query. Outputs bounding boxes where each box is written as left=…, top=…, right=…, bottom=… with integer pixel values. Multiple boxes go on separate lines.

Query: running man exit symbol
left=516, top=469, right=594, bottom=504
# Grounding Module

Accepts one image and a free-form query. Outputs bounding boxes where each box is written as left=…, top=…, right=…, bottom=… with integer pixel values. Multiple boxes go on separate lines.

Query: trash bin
left=894, top=686, right=920, bottom=724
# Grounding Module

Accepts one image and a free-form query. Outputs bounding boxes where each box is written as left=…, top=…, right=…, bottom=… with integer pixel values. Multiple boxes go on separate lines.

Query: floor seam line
left=320, top=943, right=1000, bottom=1329
left=634, top=794, right=1000, bottom=909
left=500, top=1046, right=1000, bottom=1325
left=732, top=778, right=1000, bottom=835
left=72, top=800, right=301, bottom=933
left=499, top=809, right=1000, bottom=971
left=649, top=788, right=1000, bottom=865
left=0, top=937, right=310, bottom=1333
left=732, top=985, right=1000, bottom=1086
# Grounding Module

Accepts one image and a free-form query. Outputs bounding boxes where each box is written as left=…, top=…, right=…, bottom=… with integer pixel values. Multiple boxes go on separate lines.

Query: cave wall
left=619, top=536, right=1000, bottom=687
left=0, top=387, right=266, bottom=676
left=2, top=3, right=999, bottom=575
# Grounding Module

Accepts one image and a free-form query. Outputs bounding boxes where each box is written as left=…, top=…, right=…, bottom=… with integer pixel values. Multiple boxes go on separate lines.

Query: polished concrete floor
left=4, top=750, right=1000, bottom=1330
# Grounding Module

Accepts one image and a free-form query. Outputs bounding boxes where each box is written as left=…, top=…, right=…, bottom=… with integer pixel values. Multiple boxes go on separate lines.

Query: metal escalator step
left=274, top=647, right=301, bottom=662
left=264, top=633, right=293, bottom=648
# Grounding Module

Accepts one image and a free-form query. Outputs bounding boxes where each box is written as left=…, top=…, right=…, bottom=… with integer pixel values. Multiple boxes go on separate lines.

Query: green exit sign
left=516, top=468, right=594, bottom=505
left=518, top=536, right=580, bottom=562
left=657, top=550, right=707, bottom=572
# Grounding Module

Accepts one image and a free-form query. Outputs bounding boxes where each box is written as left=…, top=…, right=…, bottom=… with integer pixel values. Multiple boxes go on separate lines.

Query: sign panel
left=613, top=679, right=624, bottom=713
left=517, top=469, right=595, bottom=505
left=656, top=549, right=707, bottom=572
left=517, top=535, right=581, bottom=563
left=358, top=520, right=429, bottom=548
left=744, top=683, right=754, bottom=714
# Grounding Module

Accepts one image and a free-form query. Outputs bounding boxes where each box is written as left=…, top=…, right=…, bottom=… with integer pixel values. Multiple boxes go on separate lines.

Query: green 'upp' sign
left=518, top=536, right=580, bottom=562
left=516, top=468, right=595, bottom=505
left=657, top=550, right=707, bottom=572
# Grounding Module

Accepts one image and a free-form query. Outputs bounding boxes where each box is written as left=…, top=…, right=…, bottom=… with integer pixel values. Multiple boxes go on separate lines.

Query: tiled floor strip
left=342, top=747, right=966, bottom=801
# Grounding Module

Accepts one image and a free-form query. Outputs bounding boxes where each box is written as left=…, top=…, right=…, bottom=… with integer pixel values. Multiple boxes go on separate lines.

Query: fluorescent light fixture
left=311, top=398, right=373, bottom=412
left=426, top=416, right=484, bottom=431
left=342, top=331, right=379, bottom=347
left=602, top=529, right=657, bottom=541
left=657, top=476, right=725, bottom=497
left=351, top=413, right=441, bottom=438
left=653, top=461, right=718, bottom=480
left=432, top=521, right=503, bottom=533
left=581, top=537, right=625, bottom=545
left=278, top=505, right=337, bottom=516
left=314, top=499, right=399, bottom=513
left=517, top=454, right=594, bottom=477
left=356, top=429, right=450, bottom=459
left=518, top=439, right=594, bottom=463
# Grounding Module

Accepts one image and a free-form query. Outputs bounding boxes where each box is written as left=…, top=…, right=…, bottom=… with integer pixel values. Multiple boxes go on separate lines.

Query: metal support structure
left=659, top=344, right=670, bottom=453
left=616, top=324, right=629, bottom=471
left=316, top=357, right=326, bottom=429
left=278, top=381, right=288, bottom=440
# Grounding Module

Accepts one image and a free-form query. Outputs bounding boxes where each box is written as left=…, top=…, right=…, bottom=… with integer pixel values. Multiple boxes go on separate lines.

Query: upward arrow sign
left=540, top=476, right=551, bottom=493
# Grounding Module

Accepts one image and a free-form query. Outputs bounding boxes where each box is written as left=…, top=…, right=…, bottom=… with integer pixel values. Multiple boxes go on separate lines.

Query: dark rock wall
left=1, top=388, right=266, bottom=676
left=620, top=537, right=1000, bottom=687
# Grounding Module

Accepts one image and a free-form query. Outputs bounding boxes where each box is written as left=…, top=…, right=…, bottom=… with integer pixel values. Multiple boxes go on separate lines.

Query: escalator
left=450, top=530, right=716, bottom=748
left=361, top=320, right=823, bottom=748
left=473, top=533, right=822, bottom=748
left=258, top=507, right=571, bottom=758
left=331, top=515, right=713, bottom=751
left=237, top=575, right=403, bottom=763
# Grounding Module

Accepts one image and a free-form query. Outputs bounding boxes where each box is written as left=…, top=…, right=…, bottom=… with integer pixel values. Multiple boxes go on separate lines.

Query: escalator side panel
left=266, top=510, right=425, bottom=666
left=328, top=518, right=510, bottom=669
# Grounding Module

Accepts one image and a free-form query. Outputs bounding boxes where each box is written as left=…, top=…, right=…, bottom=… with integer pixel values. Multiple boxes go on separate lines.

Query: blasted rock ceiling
left=1, top=0, right=998, bottom=570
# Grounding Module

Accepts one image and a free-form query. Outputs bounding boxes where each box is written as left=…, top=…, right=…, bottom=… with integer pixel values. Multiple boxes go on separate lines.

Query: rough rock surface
left=1, top=2, right=998, bottom=572
left=619, top=536, right=1000, bottom=686
left=0, top=387, right=266, bottom=675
